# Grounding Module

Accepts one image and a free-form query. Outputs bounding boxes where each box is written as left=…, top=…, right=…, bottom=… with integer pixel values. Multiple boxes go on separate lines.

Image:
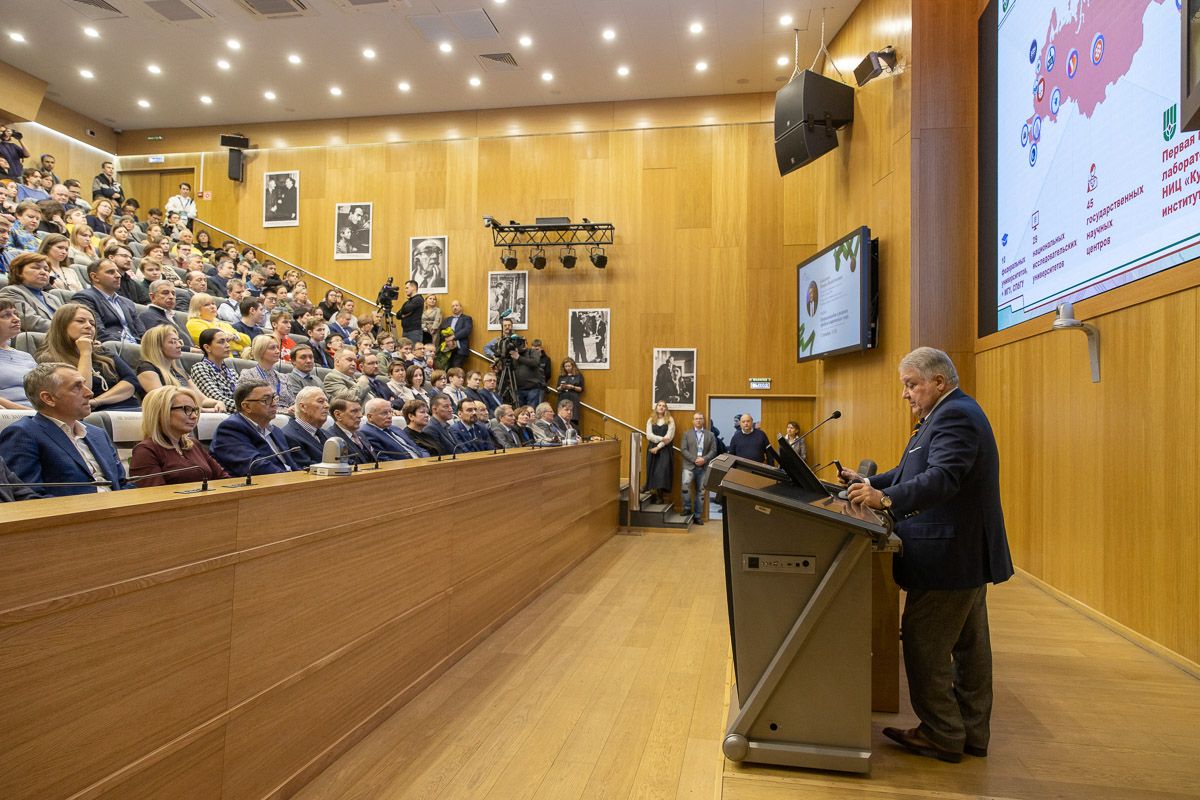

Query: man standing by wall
left=680, top=412, right=716, bottom=524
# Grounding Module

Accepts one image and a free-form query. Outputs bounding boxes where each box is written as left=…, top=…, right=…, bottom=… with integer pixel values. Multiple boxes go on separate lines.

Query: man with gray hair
left=842, top=346, right=1013, bottom=764
left=0, top=363, right=130, bottom=496
left=281, top=385, right=331, bottom=468
left=138, top=279, right=197, bottom=350
left=488, top=403, right=521, bottom=449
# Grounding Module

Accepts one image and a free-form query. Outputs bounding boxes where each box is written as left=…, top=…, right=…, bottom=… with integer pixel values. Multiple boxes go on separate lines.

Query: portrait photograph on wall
left=410, top=236, right=447, bottom=294
left=487, top=271, right=528, bottom=330
left=263, top=171, right=299, bottom=228
left=651, top=347, right=696, bottom=410
left=333, top=203, right=372, bottom=260
left=567, top=308, right=610, bottom=370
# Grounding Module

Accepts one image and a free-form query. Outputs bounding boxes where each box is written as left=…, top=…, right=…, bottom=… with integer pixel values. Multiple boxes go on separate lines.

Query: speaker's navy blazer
left=871, top=388, right=1013, bottom=591
left=209, top=413, right=299, bottom=476
left=0, top=413, right=129, bottom=496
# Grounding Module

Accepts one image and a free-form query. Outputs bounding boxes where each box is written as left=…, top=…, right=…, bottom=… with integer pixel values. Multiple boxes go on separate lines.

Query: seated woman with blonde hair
left=185, top=292, right=251, bottom=356
left=129, top=386, right=230, bottom=487
left=137, top=324, right=225, bottom=412
left=236, top=333, right=295, bottom=411
left=67, top=224, right=97, bottom=266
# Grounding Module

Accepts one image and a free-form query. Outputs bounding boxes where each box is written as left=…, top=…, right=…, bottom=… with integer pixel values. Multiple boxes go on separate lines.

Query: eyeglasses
left=171, top=405, right=200, bottom=417
left=247, top=394, right=278, bottom=406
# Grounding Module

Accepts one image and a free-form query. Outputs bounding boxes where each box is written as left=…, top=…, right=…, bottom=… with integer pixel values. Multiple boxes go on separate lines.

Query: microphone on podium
left=227, top=447, right=302, bottom=487
left=309, top=437, right=353, bottom=477
left=799, top=410, right=841, bottom=442
left=127, top=464, right=213, bottom=492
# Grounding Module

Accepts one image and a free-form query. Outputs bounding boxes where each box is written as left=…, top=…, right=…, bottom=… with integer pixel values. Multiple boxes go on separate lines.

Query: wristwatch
left=880, top=494, right=893, bottom=510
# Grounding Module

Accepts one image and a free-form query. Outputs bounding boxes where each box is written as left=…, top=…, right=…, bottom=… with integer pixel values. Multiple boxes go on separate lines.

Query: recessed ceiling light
left=689, top=22, right=702, bottom=34
left=777, top=55, right=789, bottom=66
left=695, top=61, right=708, bottom=71
left=469, top=76, right=481, bottom=86
left=227, top=39, right=241, bottom=50
left=519, top=35, right=532, bottom=47
left=137, top=99, right=150, bottom=108
left=200, top=95, right=212, bottom=104
left=617, top=65, right=629, bottom=76
left=330, top=86, right=342, bottom=96
left=264, top=90, right=276, bottom=100
left=147, top=64, right=161, bottom=74
left=439, top=42, right=453, bottom=52
left=398, top=81, right=411, bottom=91
left=217, top=60, right=230, bottom=69
left=495, top=0, right=506, bottom=4
left=84, top=28, right=99, bottom=38
left=79, top=69, right=94, bottom=79
left=9, top=33, right=25, bottom=43
left=780, top=14, right=793, bottom=25
left=541, top=71, right=553, bottom=81
left=288, top=54, right=301, bottom=64
left=363, top=49, right=375, bottom=59
left=602, top=29, right=616, bottom=40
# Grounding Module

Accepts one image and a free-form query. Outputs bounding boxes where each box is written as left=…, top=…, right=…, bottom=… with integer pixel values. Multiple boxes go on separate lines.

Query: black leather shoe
left=882, top=726, right=963, bottom=763
left=964, top=744, right=987, bottom=757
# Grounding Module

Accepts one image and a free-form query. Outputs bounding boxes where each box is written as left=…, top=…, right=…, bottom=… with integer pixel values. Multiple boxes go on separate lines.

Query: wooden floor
left=295, top=525, right=1200, bottom=800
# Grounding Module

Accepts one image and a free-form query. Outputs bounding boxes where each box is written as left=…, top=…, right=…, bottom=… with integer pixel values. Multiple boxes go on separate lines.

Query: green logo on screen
left=1164, top=104, right=1178, bottom=143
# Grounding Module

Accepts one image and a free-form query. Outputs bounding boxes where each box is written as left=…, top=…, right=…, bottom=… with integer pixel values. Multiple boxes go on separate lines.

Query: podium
left=713, top=454, right=900, bottom=774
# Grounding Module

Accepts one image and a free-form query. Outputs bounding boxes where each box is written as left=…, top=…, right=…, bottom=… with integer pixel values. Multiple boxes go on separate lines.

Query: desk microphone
left=228, top=447, right=302, bottom=487
left=799, top=410, right=841, bottom=442
left=369, top=450, right=411, bottom=469
left=127, top=464, right=213, bottom=493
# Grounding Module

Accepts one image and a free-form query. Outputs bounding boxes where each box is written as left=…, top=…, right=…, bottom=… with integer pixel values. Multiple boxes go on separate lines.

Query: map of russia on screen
left=994, top=0, right=1197, bottom=331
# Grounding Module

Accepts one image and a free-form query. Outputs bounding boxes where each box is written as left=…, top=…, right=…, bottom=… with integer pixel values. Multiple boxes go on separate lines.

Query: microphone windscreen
left=831, top=410, right=842, bottom=419
left=857, top=458, right=877, bottom=477
left=322, top=436, right=346, bottom=464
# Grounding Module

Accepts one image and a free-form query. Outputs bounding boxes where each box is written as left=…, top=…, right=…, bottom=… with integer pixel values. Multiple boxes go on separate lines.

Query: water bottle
left=565, top=427, right=578, bottom=446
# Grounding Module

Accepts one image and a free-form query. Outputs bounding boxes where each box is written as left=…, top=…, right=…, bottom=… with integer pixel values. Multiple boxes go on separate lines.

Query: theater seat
left=14, top=331, right=44, bottom=355
left=0, top=408, right=36, bottom=437
left=50, top=288, right=76, bottom=306
left=179, top=352, right=202, bottom=372
left=0, top=273, right=7, bottom=289
left=72, top=265, right=89, bottom=287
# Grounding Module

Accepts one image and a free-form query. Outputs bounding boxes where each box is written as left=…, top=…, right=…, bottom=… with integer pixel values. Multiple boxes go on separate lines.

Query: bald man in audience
left=324, top=347, right=370, bottom=403
left=360, top=398, right=426, bottom=460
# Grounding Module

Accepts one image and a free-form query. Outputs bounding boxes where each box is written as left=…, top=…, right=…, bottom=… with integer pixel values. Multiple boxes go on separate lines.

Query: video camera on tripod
left=377, top=277, right=399, bottom=312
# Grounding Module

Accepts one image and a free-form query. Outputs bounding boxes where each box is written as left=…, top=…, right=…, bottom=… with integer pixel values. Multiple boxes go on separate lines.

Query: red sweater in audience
left=129, top=438, right=230, bottom=486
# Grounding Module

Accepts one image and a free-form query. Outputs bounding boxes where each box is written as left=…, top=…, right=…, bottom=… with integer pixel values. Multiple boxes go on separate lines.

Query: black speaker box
left=774, top=70, right=855, bottom=176
left=220, top=133, right=250, bottom=149
left=228, top=148, right=244, bottom=182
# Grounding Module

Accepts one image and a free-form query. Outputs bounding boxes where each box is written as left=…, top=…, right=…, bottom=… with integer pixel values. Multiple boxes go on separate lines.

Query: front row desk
left=711, top=453, right=901, bottom=774
left=0, top=441, right=620, bottom=800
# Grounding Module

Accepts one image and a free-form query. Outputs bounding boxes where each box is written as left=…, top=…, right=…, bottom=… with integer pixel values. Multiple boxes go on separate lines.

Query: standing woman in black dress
left=643, top=400, right=675, bottom=502
left=556, top=357, right=584, bottom=425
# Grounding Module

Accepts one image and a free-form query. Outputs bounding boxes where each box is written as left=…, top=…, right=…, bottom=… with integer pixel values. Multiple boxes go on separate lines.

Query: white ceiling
left=1, top=0, right=863, bottom=132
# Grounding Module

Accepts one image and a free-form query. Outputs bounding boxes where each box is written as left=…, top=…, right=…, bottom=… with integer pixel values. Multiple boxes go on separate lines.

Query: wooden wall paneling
left=0, top=58, right=46, bottom=121
left=0, top=568, right=234, bottom=800
left=711, top=125, right=749, bottom=248
left=94, top=728, right=227, bottom=800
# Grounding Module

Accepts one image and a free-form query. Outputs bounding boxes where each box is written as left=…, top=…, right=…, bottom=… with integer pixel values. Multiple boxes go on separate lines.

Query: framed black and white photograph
left=334, top=203, right=372, bottom=260
left=487, top=270, right=528, bottom=330
left=568, top=308, right=609, bottom=370
left=651, top=347, right=696, bottom=410
left=410, top=236, right=447, bottom=294
left=263, top=171, right=299, bottom=228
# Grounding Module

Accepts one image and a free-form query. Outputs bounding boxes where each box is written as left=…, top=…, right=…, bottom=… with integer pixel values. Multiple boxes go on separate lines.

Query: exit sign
left=749, top=378, right=771, bottom=390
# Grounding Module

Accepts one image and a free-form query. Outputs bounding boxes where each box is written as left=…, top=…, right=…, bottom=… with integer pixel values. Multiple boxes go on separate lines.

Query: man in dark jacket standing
left=397, top=280, right=423, bottom=344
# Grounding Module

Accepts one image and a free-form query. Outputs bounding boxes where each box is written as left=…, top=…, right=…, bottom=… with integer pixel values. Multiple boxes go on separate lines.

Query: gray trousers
left=681, top=465, right=709, bottom=517
left=901, top=584, right=993, bottom=752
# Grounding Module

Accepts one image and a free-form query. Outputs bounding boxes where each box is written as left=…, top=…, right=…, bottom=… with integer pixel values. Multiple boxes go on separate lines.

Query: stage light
left=500, top=248, right=518, bottom=270
left=560, top=247, right=577, bottom=269
left=590, top=246, right=607, bottom=269
left=530, top=248, right=547, bottom=270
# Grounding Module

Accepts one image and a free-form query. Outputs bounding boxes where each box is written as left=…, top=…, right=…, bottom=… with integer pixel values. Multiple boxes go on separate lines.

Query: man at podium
left=841, top=347, right=1013, bottom=764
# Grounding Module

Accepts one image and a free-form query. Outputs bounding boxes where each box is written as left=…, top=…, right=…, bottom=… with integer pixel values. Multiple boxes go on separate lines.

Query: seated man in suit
left=552, top=399, right=578, bottom=438
left=422, top=394, right=458, bottom=455
left=71, top=258, right=146, bottom=343
left=359, top=353, right=399, bottom=409
left=138, top=279, right=197, bottom=351
left=209, top=378, right=299, bottom=476
left=478, top=371, right=503, bottom=416
left=400, top=398, right=441, bottom=456
left=488, top=403, right=522, bottom=450
left=328, top=395, right=375, bottom=464
left=359, top=397, right=427, bottom=460
left=449, top=398, right=489, bottom=453
left=281, top=386, right=330, bottom=468
left=0, top=362, right=131, bottom=496
left=470, top=399, right=493, bottom=436
left=529, top=402, right=559, bottom=443
left=323, top=347, right=370, bottom=403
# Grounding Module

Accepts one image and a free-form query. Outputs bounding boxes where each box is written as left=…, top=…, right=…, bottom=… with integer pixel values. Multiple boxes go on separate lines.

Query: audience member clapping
left=129, top=386, right=229, bottom=487
left=38, top=303, right=138, bottom=410
left=238, top=334, right=295, bottom=411
left=0, top=298, right=36, bottom=408
left=0, top=252, right=60, bottom=333
left=209, top=379, right=298, bottom=476
left=189, top=328, right=238, bottom=410
left=137, top=325, right=224, bottom=412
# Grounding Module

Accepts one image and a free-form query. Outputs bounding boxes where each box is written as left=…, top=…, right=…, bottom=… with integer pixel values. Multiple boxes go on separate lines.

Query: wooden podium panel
left=0, top=441, right=620, bottom=800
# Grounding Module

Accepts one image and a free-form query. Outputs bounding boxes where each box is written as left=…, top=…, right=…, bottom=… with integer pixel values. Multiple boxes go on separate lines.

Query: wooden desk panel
left=0, top=442, right=620, bottom=800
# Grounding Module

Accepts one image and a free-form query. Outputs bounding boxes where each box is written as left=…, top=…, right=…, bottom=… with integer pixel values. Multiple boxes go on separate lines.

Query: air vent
left=58, top=0, right=126, bottom=20
left=447, top=9, right=499, bottom=40
left=329, top=0, right=391, bottom=8
left=142, top=0, right=216, bottom=22
left=409, top=14, right=460, bottom=43
left=233, top=0, right=314, bottom=19
left=478, top=52, right=519, bottom=72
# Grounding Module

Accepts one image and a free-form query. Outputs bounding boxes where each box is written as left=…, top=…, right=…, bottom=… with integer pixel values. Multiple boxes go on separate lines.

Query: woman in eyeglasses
left=129, top=385, right=229, bottom=487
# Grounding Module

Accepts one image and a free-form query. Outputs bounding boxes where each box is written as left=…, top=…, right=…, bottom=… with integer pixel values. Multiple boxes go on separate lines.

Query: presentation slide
left=796, top=229, right=865, bottom=361
left=994, top=0, right=1198, bottom=331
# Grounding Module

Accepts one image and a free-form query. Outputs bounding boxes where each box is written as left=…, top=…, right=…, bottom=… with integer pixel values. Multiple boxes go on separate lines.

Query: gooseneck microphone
left=228, top=447, right=302, bottom=487
left=127, top=464, right=212, bottom=493
left=798, top=410, right=842, bottom=442
left=370, top=451, right=411, bottom=469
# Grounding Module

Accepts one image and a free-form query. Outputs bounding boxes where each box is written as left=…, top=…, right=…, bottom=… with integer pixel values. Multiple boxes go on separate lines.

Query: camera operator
left=512, top=338, right=546, bottom=410
left=0, top=126, right=29, bottom=181
left=398, top=280, right=423, bottom=344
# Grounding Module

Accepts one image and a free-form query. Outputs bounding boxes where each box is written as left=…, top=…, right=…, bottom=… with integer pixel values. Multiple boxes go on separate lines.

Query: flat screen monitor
left=796, top=227, right=878, bottom=362
left=978, top=0, right=1198, bottom=336
left=771, top=437, right=830, bottom=497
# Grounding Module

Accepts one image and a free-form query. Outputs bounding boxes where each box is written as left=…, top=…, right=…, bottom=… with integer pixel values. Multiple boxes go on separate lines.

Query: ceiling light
left=469, top=76, right=481, bottom=87
left=777, top=55, right=789, bottom=66
left=541, top=71, right=553, bottom=81
left=288, top=54, right=301, bottom=64
left=147, top=64, right=161, bottom=74
left=363, top=49, right=375, bottom=59
left=200, top=95, right=213, bottom=104
left=217, top=60, right=230, bottom=69
left=695, top=61, right=708, bottom=71
left=264, top=91, right=276, bottom=100
left=439, top=42, right=452, bottom=52
left=617, top=65, right=629, bottom=76
left=780, top=14, right=793, bottom=25
left=330, top=86, right=342, bottom=96
left=137, top=99, right=150, bottom=108
left=519, top=35, right=532, bottom=47
left=227, top=39, right=241, bottom=50
left=689, top=22, right=702, bottom=34
left=495, top=0, right=506, bottom=4
left=398, top=81, right=411, bottom=91
left=79, top=69, right=94, bottom=79
left=530, top=248, right=547, bottom=270
left=603, top=29, right=616, bottom=40
left=9, top=33, right=25, bottom=43
left=84, top=28, right=99, bottom=38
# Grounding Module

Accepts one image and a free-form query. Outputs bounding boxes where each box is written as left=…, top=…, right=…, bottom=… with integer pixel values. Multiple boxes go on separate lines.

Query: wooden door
left=117, top=168, right=194, bottom=218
